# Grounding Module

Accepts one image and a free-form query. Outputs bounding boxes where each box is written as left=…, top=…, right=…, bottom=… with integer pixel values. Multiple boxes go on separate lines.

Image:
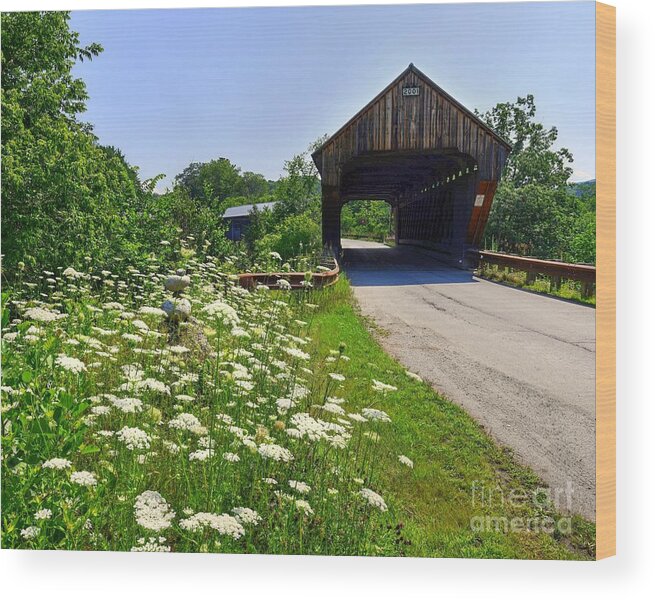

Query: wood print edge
left=595, top=0, right=616, bottom=560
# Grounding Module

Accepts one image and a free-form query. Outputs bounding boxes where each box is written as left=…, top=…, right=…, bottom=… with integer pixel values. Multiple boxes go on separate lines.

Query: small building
left=222, top=201, right=277, bottom=240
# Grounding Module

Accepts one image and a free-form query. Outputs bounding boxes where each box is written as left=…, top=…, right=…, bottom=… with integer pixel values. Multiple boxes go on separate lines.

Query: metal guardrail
left=238, top=258, right=340, bottom=291
left=467, top=249, right=596, bottom=298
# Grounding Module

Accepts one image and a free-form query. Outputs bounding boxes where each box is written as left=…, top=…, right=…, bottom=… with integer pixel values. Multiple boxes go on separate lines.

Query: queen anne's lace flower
left=361, top=408, right=391, bottom=423
left=232, top=507, right=261, bottom=525
left=398, top=455, right=414, bottom=468
left=405, top=370, right=423, bottom=382
left=283, top=347, right=310, bottom=361
left=179, top=512, right=245, bottom=539
left=201, top=301, right=239, bottom=325
left=169, top=412, right=205, bottom=434
left=24, top=307, right=66, bottom=322
left=294, top=499, right=314, bottom=516
left=359, top=488, right=388, bottom=512
left=372, top=379, right=398, bottom=393
left=42, top=458, right=72, bottom=470
left=131, top=537, right=171, bottom=552
left=21, top=526, right=40, bottom=540
left=136, top=378, right=170, bottom=395
left=109, top=396, right=143, bottom=413
left=117, top=426, right=151, bottom=450
left=257, top=443, right=294, bottom=462
left=70, top=471, right=97, bottom=487
left=289, top=480, right=311, bottom=494
left=134, top=491, right=175, bottom=532
left=55, top=354, right=87, bottom=374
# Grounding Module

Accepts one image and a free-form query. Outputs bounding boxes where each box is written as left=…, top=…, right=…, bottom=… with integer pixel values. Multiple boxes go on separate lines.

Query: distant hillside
left=569, top=180, right=596, bottom=201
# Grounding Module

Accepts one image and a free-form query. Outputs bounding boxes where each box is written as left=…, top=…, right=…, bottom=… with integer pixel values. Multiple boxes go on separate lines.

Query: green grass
left=308, top=277, right=595, bottom=559
left=478, top=265, right=596, bottom=306
left=1, top=254, right=594, bottom=559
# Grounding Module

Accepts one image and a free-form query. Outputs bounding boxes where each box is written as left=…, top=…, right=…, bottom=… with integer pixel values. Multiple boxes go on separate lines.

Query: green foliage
left=174, top=159, right=273, bottom=206
left=255, top=213, right=321, bottom=261
left=477, top=97, right=595, bottom=264
left=271, top=148, right=321, bottom=222
left=0, top=12, right=146, bottom=276
left=477, top=95, right=573, bottom=189
left=341, top=201, right=392, bottom=241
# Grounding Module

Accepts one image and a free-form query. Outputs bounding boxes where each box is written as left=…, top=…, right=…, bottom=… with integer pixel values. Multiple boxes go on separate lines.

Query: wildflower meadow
left=1, top=241, right=406, bottom=554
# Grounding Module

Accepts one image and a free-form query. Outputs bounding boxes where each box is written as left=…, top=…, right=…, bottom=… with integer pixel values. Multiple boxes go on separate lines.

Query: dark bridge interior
left=313, top=64, right=510, bottom=266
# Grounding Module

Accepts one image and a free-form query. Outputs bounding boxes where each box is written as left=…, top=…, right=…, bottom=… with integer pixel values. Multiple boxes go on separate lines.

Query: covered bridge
left=312, top=64, right=511, bottom=265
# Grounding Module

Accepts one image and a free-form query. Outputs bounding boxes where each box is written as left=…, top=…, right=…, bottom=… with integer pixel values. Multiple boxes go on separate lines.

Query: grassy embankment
left=310, top=277, right=595, bottom=559
left=477, top=265, right=596, bottom=307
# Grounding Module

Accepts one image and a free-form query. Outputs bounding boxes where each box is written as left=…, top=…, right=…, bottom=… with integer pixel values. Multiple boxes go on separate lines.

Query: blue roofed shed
left=222, top=201, right=277, bottom=240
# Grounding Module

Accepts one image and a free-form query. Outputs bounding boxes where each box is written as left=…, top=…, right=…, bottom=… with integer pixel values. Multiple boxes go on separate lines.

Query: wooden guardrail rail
left=466, top=249, right=596, bottom=298
left=238, top=258, right=340, bottom=291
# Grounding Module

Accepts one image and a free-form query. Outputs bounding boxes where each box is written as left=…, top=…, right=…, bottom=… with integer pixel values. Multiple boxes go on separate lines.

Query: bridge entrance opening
left=312, top=64, right=511, bottom=266
left=340, top=198, right=394, bottom=245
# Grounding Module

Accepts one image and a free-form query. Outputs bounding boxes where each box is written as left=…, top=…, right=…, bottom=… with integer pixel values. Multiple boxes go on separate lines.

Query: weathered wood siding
left=313, top=64, right=510, bottom=186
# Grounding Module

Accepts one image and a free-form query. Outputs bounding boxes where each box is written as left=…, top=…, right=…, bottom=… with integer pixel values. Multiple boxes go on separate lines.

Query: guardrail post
left=582, top=282, right=595, bottom=299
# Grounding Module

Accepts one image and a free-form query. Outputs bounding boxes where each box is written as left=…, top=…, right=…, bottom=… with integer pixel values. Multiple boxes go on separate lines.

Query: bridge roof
left=312, top=64, right=511, bottom=185
left=313, top=63, right=511, bottom=161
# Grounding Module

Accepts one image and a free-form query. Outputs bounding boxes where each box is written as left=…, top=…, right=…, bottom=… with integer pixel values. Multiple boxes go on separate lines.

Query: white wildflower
left=372, top=379, right=398, bottom=393
left=134, top=491, right=175, bottom=532
left=117, top=426, right=151, bottom=450
left=258, top=443, right=294, bottom=462
left=24, top=307, right=66, bottom=322
left=289, top=480, right=311, bottom=494
left=294, top=499, right=314, bottom=516
left=42, top=458, right=72, bottom=470
left=55, top=354, right=86, bottom=374
left=21, top=526, right=40, bottom=540
left=70, top=471, right=97, bottom=487
left=179, top=512, right=245, bottom=539
left=361, top=408, right=391, bottom=423
left=169, top=412, right=205, bottom=434
left=232, top=507, right=261, bottom=525
left=359, top=488, right=388, bottom=512
left=34, top=509, right=53, bottom=520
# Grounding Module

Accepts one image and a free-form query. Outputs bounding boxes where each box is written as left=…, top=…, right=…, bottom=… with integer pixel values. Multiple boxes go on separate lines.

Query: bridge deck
left=342, top=239, right=596, bottom=519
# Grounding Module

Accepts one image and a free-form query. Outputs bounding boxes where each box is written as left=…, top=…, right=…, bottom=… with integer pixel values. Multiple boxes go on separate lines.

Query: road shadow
left=341, top=243, right=477, bottom=287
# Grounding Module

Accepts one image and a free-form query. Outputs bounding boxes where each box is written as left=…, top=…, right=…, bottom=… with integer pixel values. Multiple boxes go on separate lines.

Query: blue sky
left=70, top=2, right=596, bottom=191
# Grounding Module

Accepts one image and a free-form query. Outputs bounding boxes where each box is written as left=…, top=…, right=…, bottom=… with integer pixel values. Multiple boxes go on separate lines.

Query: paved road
left=342, top=239, right=596, bottom=519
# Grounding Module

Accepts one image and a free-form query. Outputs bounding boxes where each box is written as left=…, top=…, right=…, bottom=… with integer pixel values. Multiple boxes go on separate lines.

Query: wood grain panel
left=596, top=1, right=616, bottom=560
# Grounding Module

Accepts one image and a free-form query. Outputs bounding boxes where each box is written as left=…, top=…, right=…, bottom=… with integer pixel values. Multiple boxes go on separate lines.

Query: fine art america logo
left=470, top=481, right=574, bottom=535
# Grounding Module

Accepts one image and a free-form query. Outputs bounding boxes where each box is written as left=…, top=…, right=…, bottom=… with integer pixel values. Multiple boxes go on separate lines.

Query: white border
left=1, top=1, right=653, bottom=598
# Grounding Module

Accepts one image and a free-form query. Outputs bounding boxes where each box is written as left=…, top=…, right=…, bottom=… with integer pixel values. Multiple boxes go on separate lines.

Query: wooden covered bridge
left=312, top=64, right=511, bottom=265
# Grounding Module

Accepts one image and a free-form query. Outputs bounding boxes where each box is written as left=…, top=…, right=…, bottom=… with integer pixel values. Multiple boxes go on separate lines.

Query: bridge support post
left=321, top=185, right=342, bottom=254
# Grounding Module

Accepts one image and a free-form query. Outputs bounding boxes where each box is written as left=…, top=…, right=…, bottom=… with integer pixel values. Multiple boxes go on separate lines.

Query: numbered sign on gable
left=402, top=86, right=420, bottom=96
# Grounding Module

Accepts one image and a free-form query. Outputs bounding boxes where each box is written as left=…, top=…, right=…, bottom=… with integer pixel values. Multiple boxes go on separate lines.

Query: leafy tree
left=240, top=171, right=270, bottom=198
left=477, top=95, right=573, bottom=188
left=1, top=11, right=146, bottom=276
left=477, top=96, right=595, bottom=263
left=255, top=213, right=321, bottom=261
left=272, top=144, right=321, bottom=222
left=341, top=200, right=392, bottom=241
left=174, top=159, right=272, bottom=206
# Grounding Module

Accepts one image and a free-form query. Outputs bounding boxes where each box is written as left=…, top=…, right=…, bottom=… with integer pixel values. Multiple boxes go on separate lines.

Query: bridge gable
left=312, top=63, right=511, bottom=186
